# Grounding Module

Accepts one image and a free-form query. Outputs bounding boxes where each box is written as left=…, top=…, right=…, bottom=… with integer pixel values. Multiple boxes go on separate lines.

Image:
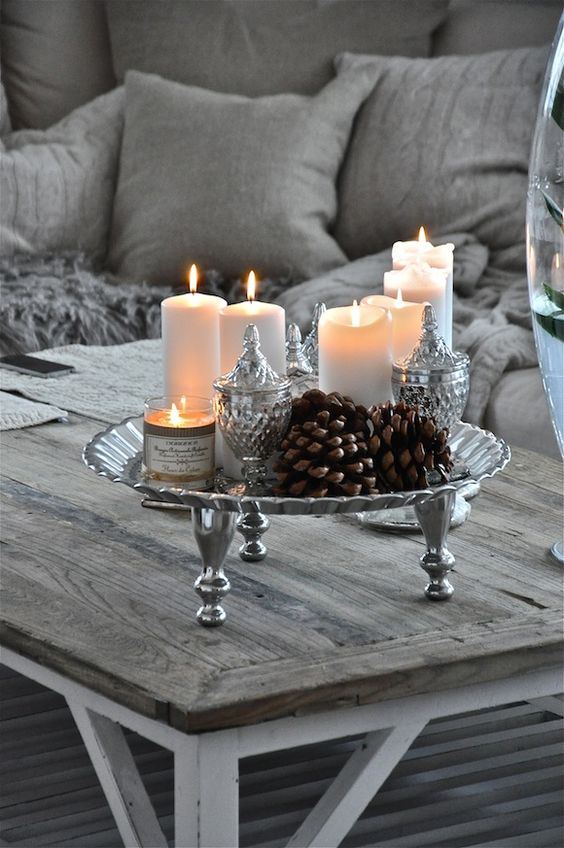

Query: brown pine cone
left=368, top=400, right=453, bottom=492
left=273, top=390, right=376, bottom=498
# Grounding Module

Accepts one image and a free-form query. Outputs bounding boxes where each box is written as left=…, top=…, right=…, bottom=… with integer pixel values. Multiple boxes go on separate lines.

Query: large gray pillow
left=0, top=0, right=116, bottom=129
left=108, top=69, right=373, bottom=284
left=334, top=48, right=548, bottom=260
left=106, top=0, right=448, bottom=97
left=0, top=88, right=124, bottom=261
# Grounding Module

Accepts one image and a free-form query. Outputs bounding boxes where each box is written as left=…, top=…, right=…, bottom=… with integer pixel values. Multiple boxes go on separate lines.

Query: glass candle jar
left=143, top=395, right=215, bottom=488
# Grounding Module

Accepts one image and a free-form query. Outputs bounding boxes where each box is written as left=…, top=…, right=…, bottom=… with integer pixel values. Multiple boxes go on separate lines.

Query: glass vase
left=526, top=15, right=564, bottom=563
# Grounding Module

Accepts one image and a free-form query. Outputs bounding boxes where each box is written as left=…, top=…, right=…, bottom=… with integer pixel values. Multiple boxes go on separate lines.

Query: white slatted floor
left=0, top=665, right=562, bottom=847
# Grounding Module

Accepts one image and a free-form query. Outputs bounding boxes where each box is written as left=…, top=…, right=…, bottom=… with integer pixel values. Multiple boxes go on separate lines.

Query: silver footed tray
left=83, top=418, right=510, bottom=625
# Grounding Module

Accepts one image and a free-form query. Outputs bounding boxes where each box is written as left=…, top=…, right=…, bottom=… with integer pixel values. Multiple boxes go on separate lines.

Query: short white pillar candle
left=384, top=263, right=449, bottom=347
left=392, top=227, right=454, bottom=347
left=361, top=293, right=425, bottom=361
left=318, top=301, right=392, bottom=408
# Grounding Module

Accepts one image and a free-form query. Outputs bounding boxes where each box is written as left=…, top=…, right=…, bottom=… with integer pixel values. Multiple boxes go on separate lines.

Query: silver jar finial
left=214, top=324, right=292, bottom=491
left=302, top=302, right=326, bottom=374
left=286, top=323, right=313, bottom=377
left=391, top=305, right=470, bottom=430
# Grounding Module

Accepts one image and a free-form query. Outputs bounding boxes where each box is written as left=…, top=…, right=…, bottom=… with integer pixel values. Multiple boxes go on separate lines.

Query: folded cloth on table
left=0, top=340, right=162, bottom=423
left=0, top=390, right=67, bottom=430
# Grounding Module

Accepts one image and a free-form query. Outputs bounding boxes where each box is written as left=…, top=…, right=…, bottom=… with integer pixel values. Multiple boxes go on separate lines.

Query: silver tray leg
left=192, top=508, right=236, bottom=626
left=237, top=509, right=270, bottom=562
left=414, top=488, right=456, bottom=601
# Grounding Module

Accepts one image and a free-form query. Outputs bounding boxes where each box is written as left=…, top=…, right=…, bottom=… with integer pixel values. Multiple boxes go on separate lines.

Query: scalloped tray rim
left=82, top=417, right=511, bottom=515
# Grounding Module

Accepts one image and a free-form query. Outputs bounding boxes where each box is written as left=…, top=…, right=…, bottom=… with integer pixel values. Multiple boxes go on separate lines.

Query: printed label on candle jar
left=143, top=421, right=215, bottom=487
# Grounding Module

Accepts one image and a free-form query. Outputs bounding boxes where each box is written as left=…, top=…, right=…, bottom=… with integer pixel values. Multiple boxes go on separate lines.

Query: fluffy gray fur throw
left=0, top=254, right=290, bottom=356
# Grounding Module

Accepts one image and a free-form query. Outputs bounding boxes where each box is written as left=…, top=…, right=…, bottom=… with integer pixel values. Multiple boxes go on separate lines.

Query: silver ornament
left=391, top=304, right=470, bottom=430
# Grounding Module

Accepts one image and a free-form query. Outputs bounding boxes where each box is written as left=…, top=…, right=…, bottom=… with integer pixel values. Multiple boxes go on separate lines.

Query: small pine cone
left=273, top=391, right=375, bottom=498
left=367, top=400, right=453, bottom=492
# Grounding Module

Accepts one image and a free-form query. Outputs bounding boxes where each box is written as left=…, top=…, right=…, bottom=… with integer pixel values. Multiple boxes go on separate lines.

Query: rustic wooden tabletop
left=1, top=412, right=562, bottom=733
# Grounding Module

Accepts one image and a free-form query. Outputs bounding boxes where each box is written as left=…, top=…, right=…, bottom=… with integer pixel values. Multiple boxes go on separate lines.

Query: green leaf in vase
left=541, top=190, right=564, bottom=229
left=543, top=282, right=564, bottom=310
left=534, top=308, right=564, bottom=341
left=541, top=189, right=564, bottom=231
left=551, top=81, right=564, bottom=132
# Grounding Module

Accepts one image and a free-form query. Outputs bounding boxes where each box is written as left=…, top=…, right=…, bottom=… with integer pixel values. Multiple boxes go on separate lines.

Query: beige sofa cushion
left=108, top=68, right=373, bottom=284
left=106, top=0, right=448, bottom=97
left=0, top=0, right=115, bottom=130
left=334, top=47, right=547, bottom=260
left=0, top=89, right=124, bottom=261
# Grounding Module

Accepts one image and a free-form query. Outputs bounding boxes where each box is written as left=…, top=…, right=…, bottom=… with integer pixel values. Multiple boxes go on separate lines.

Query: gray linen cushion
left=108, top=69, right=373, bottom=284
left=0, top=88, right=124, bottom=261
left=334, top=48, right=547, bottom=260
left=106, top=0, right=448, bottom=97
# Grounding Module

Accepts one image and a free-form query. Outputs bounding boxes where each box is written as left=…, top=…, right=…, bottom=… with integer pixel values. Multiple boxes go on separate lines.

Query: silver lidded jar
left=391, top=304, right=470, bottom=430
left=214, top=324, right=292, bottom=491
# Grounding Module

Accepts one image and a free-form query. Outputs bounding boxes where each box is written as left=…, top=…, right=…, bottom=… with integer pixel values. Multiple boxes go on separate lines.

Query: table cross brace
left=286, top=718, right=427, bottom=848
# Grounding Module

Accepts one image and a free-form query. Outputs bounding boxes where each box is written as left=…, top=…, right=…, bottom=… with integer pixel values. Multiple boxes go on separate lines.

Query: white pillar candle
left=219, top=271, right=286, bottom=478
left=361, top=293, right=425, bottom=362
left=318, top=301, right=392, bottom=408
left=384, top=263, right=449, bottom=346
left=161, top=264, right=227, bottom=400
left=219, top=273, right=286, bottom=376
left=392, top=227, right=454, bottom=347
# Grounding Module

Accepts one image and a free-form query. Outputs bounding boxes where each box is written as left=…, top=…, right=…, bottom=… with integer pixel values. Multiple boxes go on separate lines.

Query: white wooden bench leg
left=286, top=718, right=427, bottom=848
left=67, top=701, right=168, bottom=848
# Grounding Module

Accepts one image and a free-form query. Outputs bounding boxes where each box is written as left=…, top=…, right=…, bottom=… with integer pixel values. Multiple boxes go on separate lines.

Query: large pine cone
left=273, top=391, right=453, bottom=498
left=273, top=390, right=376, bottom=498
left=368, top=400, right=453, bottom=492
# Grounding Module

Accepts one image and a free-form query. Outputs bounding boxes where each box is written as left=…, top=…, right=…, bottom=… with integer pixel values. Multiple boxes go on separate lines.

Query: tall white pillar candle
left=219, top=272, right=286, bottom=478
left=161, top=264, right=227, bottom=400
left=361, top=293, right=424, bottom=361
left=384, top=263, right=449, bottom=346
left=318, top=302, right=392, bottom=407
left=392, top=227, right=454, bottom=347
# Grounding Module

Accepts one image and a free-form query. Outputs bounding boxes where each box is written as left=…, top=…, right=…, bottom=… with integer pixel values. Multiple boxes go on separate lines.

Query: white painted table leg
left=174, top=736, right=200, bottom=848
left=286, top=718, right=426, bottom=848
left=174, top=729, right=239, bottom=848
left=198, top=729, right=239, bottom=847
left=68, top=701, right=168, bottom=848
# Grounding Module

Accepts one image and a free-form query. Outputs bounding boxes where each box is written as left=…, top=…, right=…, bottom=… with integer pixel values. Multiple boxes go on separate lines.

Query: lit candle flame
left=180, top=395, right=186, bottom=412
left=188, top=263, right=198, bottom=294
left=555, top=254, right=561, bottom=270
left=352, top=299, right=360, bottom=327
left=247, top=270, right=256, bottom=303
left=396, top=288, right=404, bottom=306
left=418, top=226, right=427, bottom=245
left=169, top=402, right=181, bottom=426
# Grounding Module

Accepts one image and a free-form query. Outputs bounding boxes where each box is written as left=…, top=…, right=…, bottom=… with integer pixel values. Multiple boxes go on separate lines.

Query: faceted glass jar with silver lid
left=302, top=302, right=326, bottom=374
left=391, top=304, right=470, bottom=431
left=214, top=324, right=292, bottom=491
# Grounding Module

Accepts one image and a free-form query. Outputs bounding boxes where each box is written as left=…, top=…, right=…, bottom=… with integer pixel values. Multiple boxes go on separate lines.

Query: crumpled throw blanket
left=0, top=238, right=539, bottom=426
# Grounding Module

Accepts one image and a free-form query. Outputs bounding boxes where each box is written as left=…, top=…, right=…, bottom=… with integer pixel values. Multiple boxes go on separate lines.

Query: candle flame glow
left=396, top=288, right=404, bottom=306
left=352, top=299, right=360, bottom=327
left=169, top=402, right=181, bottom=426
left=555, top=254, right=561, bottom=270
left=189, top=264, right=198, bottom=294
left=247, top=270, right=256, bottom=303
left=418, top=226, right=427, bottom=244
left=180, top=395, right=186, bottom=412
